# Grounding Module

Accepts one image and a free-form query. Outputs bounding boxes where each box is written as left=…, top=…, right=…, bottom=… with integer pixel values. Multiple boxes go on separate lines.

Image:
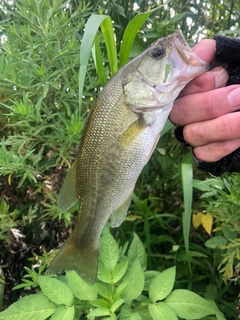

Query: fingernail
left=227, top=87, right=240, bottom=109
left=213, top=67, right=229, bottom=88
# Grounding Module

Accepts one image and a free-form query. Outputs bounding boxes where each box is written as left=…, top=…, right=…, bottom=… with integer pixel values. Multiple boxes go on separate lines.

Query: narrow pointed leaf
left=79, top=14, right=109, bottom=112
left=100, top=17, right=118, bottom=76
left=119, top=8, right=160, bottom=67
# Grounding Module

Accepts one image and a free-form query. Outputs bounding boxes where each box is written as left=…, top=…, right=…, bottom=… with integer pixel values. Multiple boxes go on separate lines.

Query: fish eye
left=151, top=46, right=164, bottom=59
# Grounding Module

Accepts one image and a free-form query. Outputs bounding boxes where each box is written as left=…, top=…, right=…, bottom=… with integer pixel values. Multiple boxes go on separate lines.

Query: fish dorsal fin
left=111, top=191, right=133, bottom=228
left=57, top=161, right=78, bottom=212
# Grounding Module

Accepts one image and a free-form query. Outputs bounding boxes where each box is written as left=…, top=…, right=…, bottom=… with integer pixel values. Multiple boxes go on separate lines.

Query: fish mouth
left=171, top=30, right=208, bottom=68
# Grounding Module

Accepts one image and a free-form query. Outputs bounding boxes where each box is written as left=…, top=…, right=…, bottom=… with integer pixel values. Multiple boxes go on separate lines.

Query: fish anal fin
left=111, top=192, right=133, bottom=228
left=47, top=236, right=98, bottom=284
left=57, top=161, right=78, bottom=212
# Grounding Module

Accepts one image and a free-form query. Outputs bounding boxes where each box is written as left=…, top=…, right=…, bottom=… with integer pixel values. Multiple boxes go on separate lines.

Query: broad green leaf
left=144, top=270, right=161, bottom=291
left=165, top=289, right=222, bottom=319
left=122, top=259, right=144, bottom=305
left=66, top=271, right=97, bottom=301
left=119, top=8, right=160, bottom=67
left=115, top=282, right=129, bottom=297
left=149, top=266, right=176, bottom=303
left=110, top=299, right=124, bottom=313
left=98, top=261, right=112, bottom=283
left=205, top=236, right=228, bottom=249
left=0, top=293, right=56, bottom=320
left=89, top=299, right=110, bottom=309
left=112, top=259, right=128, bottom=283
left=99, top=228, right=119, bottom=273
left=93, top=283, right=110, bottom=300
left=38, top=276, right=73, bottom=306
left=50, top=305, right=75, bottom=320
left=222, top=224, right=237, bottom=241
left=120, top=305, right=142, bottom=320
left=148, top=302, right=178, bottom=320
left=87, top=307, right=110, bottom=318
left=128, top=233, right=147, bottom=270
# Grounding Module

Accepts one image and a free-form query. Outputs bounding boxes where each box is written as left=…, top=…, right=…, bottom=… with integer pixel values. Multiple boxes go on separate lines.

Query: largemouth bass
left=48, top=30, right=209, bottom=282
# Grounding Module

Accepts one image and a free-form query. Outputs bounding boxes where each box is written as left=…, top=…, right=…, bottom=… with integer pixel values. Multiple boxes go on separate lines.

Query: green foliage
left=0, top=227, right=225, bottom=320
left=0, top=0, right=240, bottom=318
left=194, top=174, right=240, bottom=282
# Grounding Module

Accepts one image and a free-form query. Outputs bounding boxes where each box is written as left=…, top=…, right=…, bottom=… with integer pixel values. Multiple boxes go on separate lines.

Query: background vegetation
left=0, top=0, right=240, bottom=319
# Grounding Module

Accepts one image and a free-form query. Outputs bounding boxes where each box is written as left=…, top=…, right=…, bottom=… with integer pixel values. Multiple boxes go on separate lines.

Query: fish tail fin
left=47, top=237, right=98, bottom=283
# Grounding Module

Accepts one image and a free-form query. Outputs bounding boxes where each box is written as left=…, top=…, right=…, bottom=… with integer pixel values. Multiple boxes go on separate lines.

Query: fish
left=47, top=30, right=209, bottom=283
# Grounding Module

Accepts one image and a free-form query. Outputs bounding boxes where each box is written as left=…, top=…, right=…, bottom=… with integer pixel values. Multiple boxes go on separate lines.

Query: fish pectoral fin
left=57, top=160, right=78, bottom=212
left=111, top=192, right=133, bottom=228
left=118, top=118, right=146, bottom=148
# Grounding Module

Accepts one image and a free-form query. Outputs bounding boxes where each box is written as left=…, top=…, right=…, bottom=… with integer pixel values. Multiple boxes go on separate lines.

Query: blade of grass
left=100, top=17, right=118, bottom=76
left=92, top=33, right=107, bottom=86
left=181, top=153, right=193, bottom=272
left=119, top=7, right=160, bottom=67
left=79, top=14, right=116, bottom=114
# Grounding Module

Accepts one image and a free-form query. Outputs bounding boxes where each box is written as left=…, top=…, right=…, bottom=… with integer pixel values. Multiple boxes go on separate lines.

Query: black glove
left=175, top=35, right=240, bottom=176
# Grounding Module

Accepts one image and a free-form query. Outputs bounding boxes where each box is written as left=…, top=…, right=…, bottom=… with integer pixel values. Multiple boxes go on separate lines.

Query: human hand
left=170, top=39, right=240, bottom=163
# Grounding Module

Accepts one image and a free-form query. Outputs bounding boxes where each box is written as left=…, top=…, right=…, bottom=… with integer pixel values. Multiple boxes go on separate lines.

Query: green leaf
left=148, top=302, right=178, bottom=320
left=112, top=259, right=128, bottom=283
left=50, top=305, right=75, bottom=320
left=100, top=16, right=118, bottom=76
left=92, top=33, right=107, bottom=86
left=144, top=271, right=161, bottom=291
left=110, top=299, right=124, bottom=314
left=0, top=294, right=56, bottom=320
left=66, top=271, right=97, bottom=301
left=98, top=261, right=112, bottom=283
left=38, top=276, right=73, bottom=306
left=149, top=266, right=176, bottom=303
left=93, top=283, right=110, bottom=300
left=222, top=224, right=237, bottom=241
left=181, top=157, right=193, bottom=266
left=87, top=307, right=111, bottom=318
left=122, top=259, right=144, bottom=305
left=165, top=289, right=223, bottom=319
left=99, top=228, right=119, bottom=273
left=89, top=299, right=110, bottom=309
left=120, top=306, right=142, bottom=320
left=115, top=282, right=129, bottom=297
left=128, top=233, right=147, bottom=270
left=205, top=236, right=228, bottom=249
left=119, top=8, right=159, bottom=67
left=79, top=14, right=111, bottom=112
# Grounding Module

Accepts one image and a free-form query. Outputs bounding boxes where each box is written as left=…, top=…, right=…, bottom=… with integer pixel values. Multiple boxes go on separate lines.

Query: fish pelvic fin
left=58, top=161, right=78, bottom=212
left=47, top=237, right=98, bottom=284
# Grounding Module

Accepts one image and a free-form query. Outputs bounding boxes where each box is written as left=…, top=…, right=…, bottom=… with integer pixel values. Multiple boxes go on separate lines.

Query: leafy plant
left=0, top=227, right=225, bottom=320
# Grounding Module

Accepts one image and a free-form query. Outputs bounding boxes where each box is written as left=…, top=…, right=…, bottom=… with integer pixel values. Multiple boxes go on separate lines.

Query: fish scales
left=47, top=30, right=209, bottom=282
